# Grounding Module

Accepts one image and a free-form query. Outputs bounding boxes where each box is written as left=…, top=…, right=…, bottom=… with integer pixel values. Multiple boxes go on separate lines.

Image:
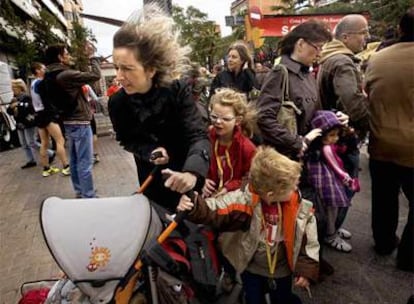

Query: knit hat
left=311, top=110, right=341, bottom=132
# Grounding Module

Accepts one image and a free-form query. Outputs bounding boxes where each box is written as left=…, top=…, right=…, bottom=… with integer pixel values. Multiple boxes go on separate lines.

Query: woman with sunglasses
left=202, top=88, right=257, bottom=198
left=256, top=20, right=333, bottom=159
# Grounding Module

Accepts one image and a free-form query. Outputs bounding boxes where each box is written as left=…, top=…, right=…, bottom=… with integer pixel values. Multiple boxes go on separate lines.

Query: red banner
left=252, top=13, right=370, bottom=37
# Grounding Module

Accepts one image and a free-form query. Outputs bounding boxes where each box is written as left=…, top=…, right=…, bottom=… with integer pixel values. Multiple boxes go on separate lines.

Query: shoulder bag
left=274, top=64, right=302, bottom=135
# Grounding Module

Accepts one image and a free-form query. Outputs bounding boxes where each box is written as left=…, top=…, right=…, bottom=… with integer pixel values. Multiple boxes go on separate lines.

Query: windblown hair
left=279, top=20, right=332, bottom=55
left=209, top=87, right=258, bottom=138
left=11, top=78, right=28, bottom=93
left=249, top=146, right=302, bottom=196
left=227, top=40, right=254, bottom=70
left=113, top=3, right=192, bottom=87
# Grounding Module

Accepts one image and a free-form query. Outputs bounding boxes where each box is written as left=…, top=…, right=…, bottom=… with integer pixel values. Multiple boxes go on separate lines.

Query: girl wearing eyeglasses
left=202, top=88, right=257, bottom=198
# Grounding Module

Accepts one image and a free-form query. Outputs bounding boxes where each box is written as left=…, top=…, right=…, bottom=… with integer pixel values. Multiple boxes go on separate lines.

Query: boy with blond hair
left=178, top=146, right=319, bottom=303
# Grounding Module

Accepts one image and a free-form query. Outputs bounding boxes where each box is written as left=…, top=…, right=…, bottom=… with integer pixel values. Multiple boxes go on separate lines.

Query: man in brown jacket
left=365, top=7, right=414, bottom=272
left=317, top=14, right=370, bottom=236
left=44, top=44, right=101, bottom=198
left=318, top=14, right=370, bottom=135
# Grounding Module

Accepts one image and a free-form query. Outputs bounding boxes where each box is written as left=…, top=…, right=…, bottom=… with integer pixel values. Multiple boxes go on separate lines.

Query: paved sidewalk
left=0, top=136, right=412, bottom=303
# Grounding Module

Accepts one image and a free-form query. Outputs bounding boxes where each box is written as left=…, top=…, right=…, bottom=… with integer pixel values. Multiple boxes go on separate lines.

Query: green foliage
left=364, top=0, right=414, bottom=37
left=302, top=0, right=413, bottom=38
left=263, top=0, right=413, bottom=45
left=69, top=22, right=96, bottom=71
left=303, top=2, right=363, bottom=14
left=0, top=0, right=63, bottom=77
left=31, top=9, right=64, bottom=51
left=172, top=5, right=221, bottom=66
left=0, top=0, right=97, bottom=77
left=0, top=0, right=35, bottom=72
left=172, top=0, right=412, bottom=64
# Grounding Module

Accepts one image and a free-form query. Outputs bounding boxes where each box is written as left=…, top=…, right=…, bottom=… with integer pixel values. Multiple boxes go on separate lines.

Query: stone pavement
left=0, top=136, right=412, bottom=304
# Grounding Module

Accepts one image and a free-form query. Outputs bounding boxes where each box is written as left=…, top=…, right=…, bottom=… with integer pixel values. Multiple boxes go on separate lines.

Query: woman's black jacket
left=108, top=80, right=211, bottom=210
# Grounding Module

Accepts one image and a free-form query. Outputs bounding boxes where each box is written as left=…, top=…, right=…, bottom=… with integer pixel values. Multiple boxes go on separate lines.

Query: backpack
left=37, top=70, right=79, bottom=116
left=145, top=203, right=221, bottom=303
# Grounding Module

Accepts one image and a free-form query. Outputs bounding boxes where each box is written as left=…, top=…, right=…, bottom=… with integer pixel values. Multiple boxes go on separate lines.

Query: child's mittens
left=342, top=175, right=351, bottom=187
left=351, top=178, right=360, bottom=192
left=342, top=176, right=360, bottom=192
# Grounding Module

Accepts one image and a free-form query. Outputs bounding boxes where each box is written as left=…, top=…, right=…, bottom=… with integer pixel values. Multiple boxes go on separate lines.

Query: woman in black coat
left=108, top=4, right=210, bottom=210
left=210, top=40, right=257, bottom=98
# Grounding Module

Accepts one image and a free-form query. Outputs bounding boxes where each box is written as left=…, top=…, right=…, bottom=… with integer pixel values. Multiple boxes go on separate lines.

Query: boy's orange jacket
left=187, top=186, right=320, bottom=282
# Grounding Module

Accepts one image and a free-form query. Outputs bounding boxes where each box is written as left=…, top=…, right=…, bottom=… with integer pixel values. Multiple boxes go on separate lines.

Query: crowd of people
left=106, top=4, right=412, bottom=303
left=8, top=44, right=101, bottom=198
left=7, top=41, right=113, bottom=192
left=7, top=3, right=413, bottom=304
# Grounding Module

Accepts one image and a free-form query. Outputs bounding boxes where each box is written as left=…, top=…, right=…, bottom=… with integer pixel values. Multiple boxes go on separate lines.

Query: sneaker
left=21, top=161, right=36, bottom=169
left=324, top=234, right=352, bottom=253
left=42, top=166, right=60, bottom=177
left=337, top=228, right=352, bottom=239
left=61, top=165, right=70, bottom=176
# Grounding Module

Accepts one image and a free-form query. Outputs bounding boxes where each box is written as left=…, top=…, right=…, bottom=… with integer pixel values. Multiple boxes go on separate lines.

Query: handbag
left=274, top=64, right=302, bottom=135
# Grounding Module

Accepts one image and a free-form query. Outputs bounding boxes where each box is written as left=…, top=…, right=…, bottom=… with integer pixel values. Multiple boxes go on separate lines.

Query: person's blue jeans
left=17, top=127, right=37, bottom=163
left=240, top=271, right=302, bottom=304
left=64, top=124, right=95, bottom=198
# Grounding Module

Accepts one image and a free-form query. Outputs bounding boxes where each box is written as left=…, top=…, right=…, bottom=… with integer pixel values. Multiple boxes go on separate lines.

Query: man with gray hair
left=316, top=14, right=370, bottom=248
left=318, top=14, right=370, bottom=133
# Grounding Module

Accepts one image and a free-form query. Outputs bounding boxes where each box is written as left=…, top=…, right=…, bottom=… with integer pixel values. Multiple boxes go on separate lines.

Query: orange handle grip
left=137, top=175, right=154, bottom=194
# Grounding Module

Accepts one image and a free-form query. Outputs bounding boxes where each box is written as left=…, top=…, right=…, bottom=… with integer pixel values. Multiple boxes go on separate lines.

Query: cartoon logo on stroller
left=86, top=237, right=111, bottom=272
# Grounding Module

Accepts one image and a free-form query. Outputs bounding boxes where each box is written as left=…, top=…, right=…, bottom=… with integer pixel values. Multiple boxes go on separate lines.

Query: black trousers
left=370, top=159, right=413, bottom=269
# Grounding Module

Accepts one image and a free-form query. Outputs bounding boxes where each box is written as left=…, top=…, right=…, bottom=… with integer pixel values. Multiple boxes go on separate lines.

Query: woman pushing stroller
left=108, top=4, right=210, bottom=210
left=108, top=4, right=318, bottom=304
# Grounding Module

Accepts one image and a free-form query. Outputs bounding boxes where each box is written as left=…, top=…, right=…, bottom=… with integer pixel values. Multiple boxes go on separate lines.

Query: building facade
left=0, top=0, right=84, bottom=73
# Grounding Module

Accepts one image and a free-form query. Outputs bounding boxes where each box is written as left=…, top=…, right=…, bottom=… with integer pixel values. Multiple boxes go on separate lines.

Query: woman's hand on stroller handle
left=162, top=169, right=197, bottom=193
left=150, top=147, right=169, bottom=165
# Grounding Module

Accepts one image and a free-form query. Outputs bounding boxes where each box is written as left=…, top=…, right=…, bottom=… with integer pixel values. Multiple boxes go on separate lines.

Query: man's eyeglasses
left=210, top=113, right=236, bottom=123
left=346, top=29, right=370, bottom=36
left=304, top=40, right=324, bottom=52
